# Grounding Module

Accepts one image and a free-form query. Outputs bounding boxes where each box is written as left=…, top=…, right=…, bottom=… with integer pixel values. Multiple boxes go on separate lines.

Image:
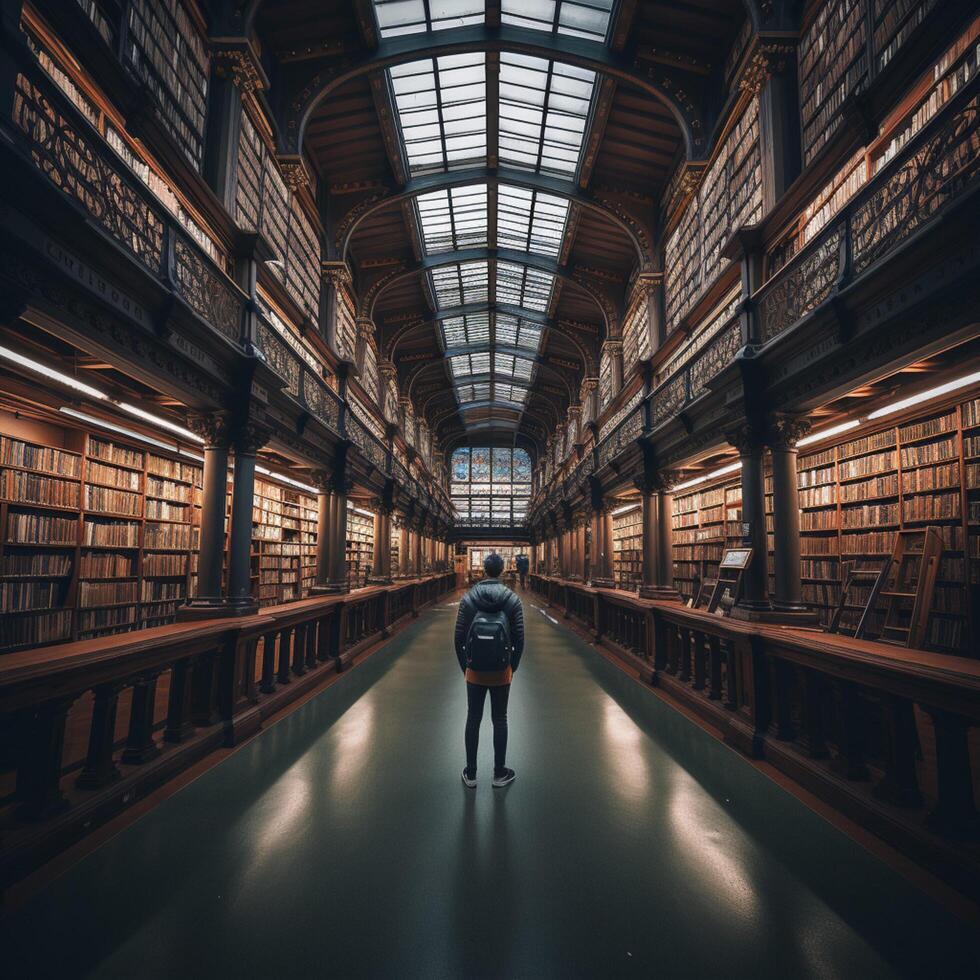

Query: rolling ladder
left=829, top=527, right=944, bottom=649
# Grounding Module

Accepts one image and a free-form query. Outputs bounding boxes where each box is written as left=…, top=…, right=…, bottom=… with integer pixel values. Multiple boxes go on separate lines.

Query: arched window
left=451, top=447, right=532, bottom=526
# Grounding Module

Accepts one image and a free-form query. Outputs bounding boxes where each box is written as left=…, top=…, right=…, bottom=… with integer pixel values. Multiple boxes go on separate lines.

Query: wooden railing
left=531, top=573, right=980, bottom=898
left=755, top=78, right=980, bottom=348
left=0, top=573, right=454, bottom=889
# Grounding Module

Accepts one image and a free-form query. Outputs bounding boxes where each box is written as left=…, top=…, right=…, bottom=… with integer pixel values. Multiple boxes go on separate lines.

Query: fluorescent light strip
left=59, top=407, right=175, bottom=450
left=611, top=502, right=641, bottom=516
left=674, top=460, right=742, bottom=493
left=117, top=402, right=204, bottom=443
left=255, top=464, right=318, bottom=495
left=867, top=371, right=980, bottom=420
left=796, top=419, right=861, bottom=447
left=0, top=345, right=107, bottom=400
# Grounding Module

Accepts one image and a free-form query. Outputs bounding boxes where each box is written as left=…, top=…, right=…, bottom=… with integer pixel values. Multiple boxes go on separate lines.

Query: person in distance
left=454, top=552, right=524, bottom=788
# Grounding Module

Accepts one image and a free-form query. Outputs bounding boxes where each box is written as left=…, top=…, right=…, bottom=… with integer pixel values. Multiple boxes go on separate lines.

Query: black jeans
left=465, top=683, right=510, bottom=773
left=519, top=572, right=526, bottom=589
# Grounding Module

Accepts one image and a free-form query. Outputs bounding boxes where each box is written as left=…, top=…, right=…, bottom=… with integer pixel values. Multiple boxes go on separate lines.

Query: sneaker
left=461, top=767, right=477, bottom=788
left=492, top=768, right=516, bottom=787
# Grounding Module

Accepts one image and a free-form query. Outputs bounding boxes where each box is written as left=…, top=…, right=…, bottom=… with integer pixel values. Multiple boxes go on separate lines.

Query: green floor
left=3, top=595, right=979, bottom=978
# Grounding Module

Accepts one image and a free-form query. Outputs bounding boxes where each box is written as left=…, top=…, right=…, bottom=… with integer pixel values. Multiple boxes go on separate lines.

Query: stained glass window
left=451, top=447, right=532, bottom=525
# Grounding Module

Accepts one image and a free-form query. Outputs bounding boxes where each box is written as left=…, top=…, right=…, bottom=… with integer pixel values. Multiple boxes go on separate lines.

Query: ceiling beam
left=276, top=25, right=707, bottom=160
left=338, top=167, right=653, bottom=263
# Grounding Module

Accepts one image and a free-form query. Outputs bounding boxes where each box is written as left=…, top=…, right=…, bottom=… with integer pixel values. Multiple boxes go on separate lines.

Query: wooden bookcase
left=0, top=424, right=203, bottom=651
left=612, top=505, right=642, bottom=591
left=248, top=477, right=318, bottom=607
left=670, top=393, right=980, bottom=653
left=346, top=507, right=374, bottom=590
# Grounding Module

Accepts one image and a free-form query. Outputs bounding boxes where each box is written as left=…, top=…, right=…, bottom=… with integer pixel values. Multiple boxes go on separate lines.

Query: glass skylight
left=494, top=352, right=535, bottom=381
left=497, top=185, right=569, bottom=257
left=450, top=352, right=492, bottom=377
left=456, top=381, right=491, bottom=403
left=441, top=312, right=491, bottom=346
left=499, top=55, right=596, bottom=176
left=495, top=312, right=542, bottom=352
left=430, top=261, right=489, bottom=307
left=374, top=0, right=484, bottom=38
left=496, top=261, right=555, bottom=311
left=390, top=55, right=487, bottom=174
left=494, top=382, right=529, bottom=404
left=416, top=184, right=488, bottom=253
left=501, top=0, right=614, bottom=41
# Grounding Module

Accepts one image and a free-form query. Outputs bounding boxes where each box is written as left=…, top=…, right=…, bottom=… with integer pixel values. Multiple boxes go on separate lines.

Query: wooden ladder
left=829, top=563, right=887, bottom=636
left=858, top=527, right=944, bottom=648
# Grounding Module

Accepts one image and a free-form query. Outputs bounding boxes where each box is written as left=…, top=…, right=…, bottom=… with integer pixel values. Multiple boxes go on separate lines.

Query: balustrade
left=0, top=573, right=454, bottom=892
left=531, top=573, right=980, bottom=896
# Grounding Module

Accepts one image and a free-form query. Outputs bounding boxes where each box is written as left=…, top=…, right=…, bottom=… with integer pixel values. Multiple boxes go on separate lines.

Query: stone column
left=637, top=470, right=681, bottom=601
left=575, top=516, right=587, bottom=581
left=749, top=42, right=801, bottom=211
left=398, top=519, right=412, bottom=577
left=226, top=421, right=268, bottom=612
left=312, top=468, right=351, bottom=595
left=181, top=413, right=231, bottom=617
left=603, top=340, right=624, bottom=402
left=729, top=423, right=771, bottom=617
left=313, top=475, right=331, bottom=590
left=320, top=262, right=353, bottom=355
left=769, top=416, right=811, bottom=613
left=413, top=523, right=424, bottom=576
left=369, top=502, right=393, bottom=584
left=588, top=480, right=615, bottom=589
left=581, top=378, right=599, bottom=428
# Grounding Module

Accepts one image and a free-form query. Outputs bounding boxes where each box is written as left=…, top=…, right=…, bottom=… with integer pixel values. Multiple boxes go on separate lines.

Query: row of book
left=0, top=580, right=63, bottom=610
left=1, top=438, right=80, bottom=476
left=900, top=438, right=957, bottom=468
left=87, top=460, right=141, bottom=490
left=146, top=475, right=193, bottom=502
left=2, top=552, right=72, bottom=576
left=85, top=484, right=141, bottom=516
left=81, top=552, right=135, bottom=577
left=79, top=581, right=138, bottom=606
left=5, top=470, right=81, bottom=508
left=89, top=437, right=143, bottom=469
left=902, top=493, right=961, bottom=521
left=8, top=512, right=76, bottom=544
left=839, top=450, right=895, bottom=481
left=0, top=610, right=71, bottom=647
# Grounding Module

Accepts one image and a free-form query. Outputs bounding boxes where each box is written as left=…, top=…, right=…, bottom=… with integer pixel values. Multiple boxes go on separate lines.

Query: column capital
left=726, top=420, right=767, bottom=455
left=356, top=315, right=375, bottom=339
left=277, top=155, right=310, bottom=192
left=602, top=339, right=623, bottom=356
left=740, top=40, right=798, bottom=97
left=212, top=41, right=268, bottom=92
left=768, top=414, right=812, bottom=450
left=231, top=419, right=271, bottom=455
left=321, top=260, right=352, bottom=289
left=633, top=468, right=682, bottom=495
left=187, top=411, right=233, bottom=449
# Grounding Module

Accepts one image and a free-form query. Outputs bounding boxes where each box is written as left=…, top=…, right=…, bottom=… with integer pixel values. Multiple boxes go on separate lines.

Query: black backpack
left=465, top=608, right=512, bottom=672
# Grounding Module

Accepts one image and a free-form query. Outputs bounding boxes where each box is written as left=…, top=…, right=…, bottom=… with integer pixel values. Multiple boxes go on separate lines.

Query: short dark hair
left=484, top=553, right=504, bottom=577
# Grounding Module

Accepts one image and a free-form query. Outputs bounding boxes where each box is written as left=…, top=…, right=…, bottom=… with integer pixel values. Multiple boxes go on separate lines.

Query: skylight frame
left=500, top=0, right=614, bottom=42
left=498, top=54, right=597, bottom=178
left=429, top=260, right=489, bottom=307
left=373, top=0, right=485, bottom=39
left=495, top=261, right=556, bottom=312
left=415, top=184, right=489, bottom=254
left=497, top=184, right=570, bottom=258
left=389, top=54, right=487, bottom=175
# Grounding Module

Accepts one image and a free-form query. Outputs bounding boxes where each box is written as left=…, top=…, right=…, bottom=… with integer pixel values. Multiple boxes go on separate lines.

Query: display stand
left=707, top=548, right=752, bottom=616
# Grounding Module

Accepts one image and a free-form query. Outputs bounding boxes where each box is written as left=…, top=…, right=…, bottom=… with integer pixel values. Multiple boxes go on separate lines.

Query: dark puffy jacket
left=516, top=556, right=529, bottom=574
left=454, top=577, right=525, bottom=674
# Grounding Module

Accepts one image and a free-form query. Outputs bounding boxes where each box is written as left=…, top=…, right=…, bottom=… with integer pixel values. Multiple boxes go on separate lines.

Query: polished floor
left=3, top=594, right=979, bottom=978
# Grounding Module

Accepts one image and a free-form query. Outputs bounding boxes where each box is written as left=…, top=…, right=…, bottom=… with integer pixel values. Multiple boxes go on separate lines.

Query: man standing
left=454, top=552, right=524, bottom=788
left=515, top=553, right=529, bottom=590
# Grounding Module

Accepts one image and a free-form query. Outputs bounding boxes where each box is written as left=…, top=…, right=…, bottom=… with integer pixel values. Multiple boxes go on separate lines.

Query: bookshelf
left=612, top=505, right=643, bottom=591
left=668, top=394, right=980, bottom=651
left=798, top=0, right=868, bottom=167
left=0, top=420, right=203, bottom=651
left=346, top=507, right=375, bottom=590
left=390, top=522, right=400, bottom=576
left=249, top=478, right=318, bottom=607
left=670, top=482, right=735, bottom=600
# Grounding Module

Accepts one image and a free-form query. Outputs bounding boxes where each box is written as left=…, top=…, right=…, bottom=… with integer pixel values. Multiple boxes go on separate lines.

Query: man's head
left=484, top=553, right=504, bottom=578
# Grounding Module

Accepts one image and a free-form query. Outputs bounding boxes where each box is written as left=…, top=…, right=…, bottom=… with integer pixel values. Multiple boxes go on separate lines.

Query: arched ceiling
left=249, top=0, right=750, bottom=456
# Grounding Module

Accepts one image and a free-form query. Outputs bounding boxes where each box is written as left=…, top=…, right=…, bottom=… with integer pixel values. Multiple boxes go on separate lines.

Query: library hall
left=1, top=0, right=980, bottom=976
